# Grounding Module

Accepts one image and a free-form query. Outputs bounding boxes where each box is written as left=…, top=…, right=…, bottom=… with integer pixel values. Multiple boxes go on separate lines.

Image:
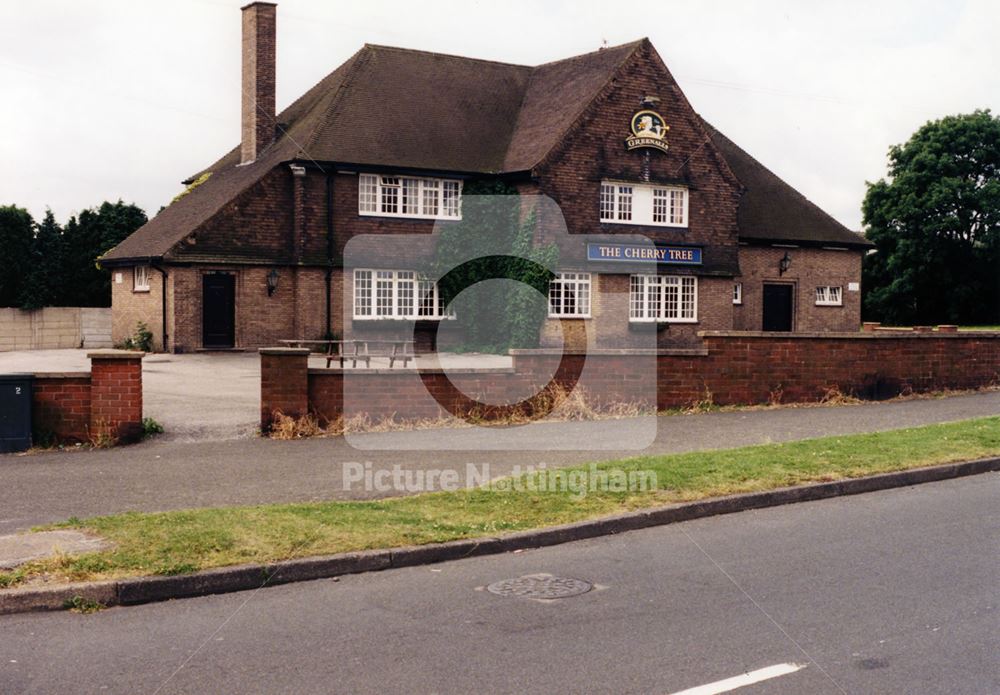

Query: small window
left=548, top=272, right=591, bottom=318
left=816, top=286, right=843, bottom=306
left=629, top=274, right=697, bottom=322
left=733, top=282, right=742, bottom=305
left=354, top=269, right=452, bottom=320
left=599, top=183, right=615, bottom=221
left=133, top=265, right=150, bottom=292
left=601, top=181, right=687, bottom=227
left=359, top=174, right=462, bottom=220
left=617, top=186, right=633, bottom=221
left=358, top=175, right=378, bottom=213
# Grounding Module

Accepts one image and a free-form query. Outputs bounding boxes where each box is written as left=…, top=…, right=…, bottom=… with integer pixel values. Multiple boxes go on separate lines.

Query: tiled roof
left=104, top=40, right=869, bottom=262
left=701, top=120, right=873, bottom=249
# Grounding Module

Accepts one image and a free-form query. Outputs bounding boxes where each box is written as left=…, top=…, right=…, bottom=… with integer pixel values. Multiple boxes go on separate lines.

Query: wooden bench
left=351, top=340, right=414, bottom=368
left=277, top=339, right=414, bottom=368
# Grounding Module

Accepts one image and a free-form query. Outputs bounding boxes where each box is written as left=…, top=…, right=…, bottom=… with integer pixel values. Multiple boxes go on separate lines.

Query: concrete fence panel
left=0, top=307, right=112, bottom=351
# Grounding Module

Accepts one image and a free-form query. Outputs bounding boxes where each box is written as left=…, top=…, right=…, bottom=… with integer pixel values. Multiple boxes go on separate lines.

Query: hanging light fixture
left=266, top=268, right=279, bottom=296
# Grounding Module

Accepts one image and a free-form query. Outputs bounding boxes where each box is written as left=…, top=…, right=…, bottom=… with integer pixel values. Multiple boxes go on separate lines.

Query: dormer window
left=359, top=174, right=462, bottom=220
left=600, top=181, right=688, bottom=228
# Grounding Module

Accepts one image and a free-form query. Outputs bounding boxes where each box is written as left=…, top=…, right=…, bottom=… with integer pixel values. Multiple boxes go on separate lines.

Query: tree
left=62, top=200, right=147, bottom=307
left=0, top=205, right=35, bottom=307
left=862, top=110, right=1000, bottom=325
left=433, top=180, right=558, bottom=353
left=20, top=209, right=65, bottom=309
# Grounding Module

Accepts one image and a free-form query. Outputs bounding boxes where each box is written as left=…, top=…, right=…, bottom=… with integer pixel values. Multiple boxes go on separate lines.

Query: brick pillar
left=88, top=350, right=144, bottom=444
left=260, top=347, right=310, bottom=431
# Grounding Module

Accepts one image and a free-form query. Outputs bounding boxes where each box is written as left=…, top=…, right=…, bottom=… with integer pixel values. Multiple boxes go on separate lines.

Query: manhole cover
left=486, top=573, right=592, bottom=599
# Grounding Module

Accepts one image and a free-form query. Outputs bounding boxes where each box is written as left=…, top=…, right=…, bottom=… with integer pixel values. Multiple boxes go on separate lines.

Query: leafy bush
left=120, top=321, right=154, bottom=352
left=142, top=417, right=164, bottom=438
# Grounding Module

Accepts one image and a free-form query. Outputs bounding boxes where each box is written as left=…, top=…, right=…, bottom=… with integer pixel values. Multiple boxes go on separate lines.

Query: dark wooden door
left=203, top=274, right=235, bottom=348
left=762, top=283, right=794, bottom=332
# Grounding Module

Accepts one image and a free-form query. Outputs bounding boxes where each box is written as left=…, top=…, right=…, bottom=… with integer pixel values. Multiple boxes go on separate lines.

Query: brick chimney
left=241, top=2, right=277, bottom=164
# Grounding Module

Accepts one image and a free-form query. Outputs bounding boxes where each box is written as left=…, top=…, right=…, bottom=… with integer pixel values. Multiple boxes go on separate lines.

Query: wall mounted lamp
left=778, top=252, right=792, bottom=276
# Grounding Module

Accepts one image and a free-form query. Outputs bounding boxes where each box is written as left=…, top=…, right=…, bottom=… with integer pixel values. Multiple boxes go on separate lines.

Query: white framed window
left=600, top=181, right=688, bottom=227
left=733, top=282, right=743, bottom=305
left=629, top=275, right=697, bottom=322
left=353, top=269, right=452, bottom=319
left=133, top=265, right=150, bottom=292
left=548, top=272, right=591, bottom=318
left=815, top=286, right=843, bottom=306
left=358, top=174, right=462, bottom=220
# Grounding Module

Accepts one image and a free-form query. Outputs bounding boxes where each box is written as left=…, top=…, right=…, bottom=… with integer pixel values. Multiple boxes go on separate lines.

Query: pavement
left=1, top=473, right=997, bottom=693
left=0, top=389, right=997, bottom=534
left=0, top=530, right=109, bottom=570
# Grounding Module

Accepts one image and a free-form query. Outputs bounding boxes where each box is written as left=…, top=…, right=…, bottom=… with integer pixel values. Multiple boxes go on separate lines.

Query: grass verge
left=3, top=416, right=999, bottom=589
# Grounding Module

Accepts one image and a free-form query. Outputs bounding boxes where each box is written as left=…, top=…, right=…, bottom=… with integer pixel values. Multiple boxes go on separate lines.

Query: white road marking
left=668, top=662, right=807, bottom=695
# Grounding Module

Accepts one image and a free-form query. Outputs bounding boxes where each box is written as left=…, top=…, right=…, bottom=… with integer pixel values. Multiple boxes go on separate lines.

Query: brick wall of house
left=30, top=351, right=144, bottom=445
left=734, top=246, right=863, bottom=332
left=111, top=267, right=165, bottom=350
left=261, top=332, right=1000, bottom=428
left=539, top=274, right=735, bottom=349
left=169, top=265, right=334, bottom=352
left=533, top=42, right=742, bottom=265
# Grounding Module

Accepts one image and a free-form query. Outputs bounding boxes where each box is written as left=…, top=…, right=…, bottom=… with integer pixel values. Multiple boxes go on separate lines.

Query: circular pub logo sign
left=625, top=109, right=669, bottom=153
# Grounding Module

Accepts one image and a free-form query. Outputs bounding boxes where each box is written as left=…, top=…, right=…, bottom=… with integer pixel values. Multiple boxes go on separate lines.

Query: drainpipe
left=150, top=260, right=169, bottom=352
left=325, top=172, right=335, bottom=340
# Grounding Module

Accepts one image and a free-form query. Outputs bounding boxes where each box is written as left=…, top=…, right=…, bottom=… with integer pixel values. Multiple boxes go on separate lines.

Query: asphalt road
left=1, top=473, right=997, bottom=694
left=0, top=390, right=998, bottom=533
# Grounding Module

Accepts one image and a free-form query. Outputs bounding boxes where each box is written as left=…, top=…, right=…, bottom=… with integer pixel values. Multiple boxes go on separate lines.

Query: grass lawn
left=3, top=416, right=999, bottom=589
left=958, top=325, right=1000, bottom=331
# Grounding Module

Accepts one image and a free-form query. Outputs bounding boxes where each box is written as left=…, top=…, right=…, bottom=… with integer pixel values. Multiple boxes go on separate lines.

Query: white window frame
left=629, top=274, right=698, bottom=323
left=358, top=174, right=462, bottom=220
left=548, top=272, right=591, bottom=318
left=600, top=181, right=688, bottom=228
left=133, top=264, right=150, bottom=292
left=815, top=285, right=843, bottom=306
left=353, top=269, right=453, bottom=320
left=733, top=282, right=742, bottom=305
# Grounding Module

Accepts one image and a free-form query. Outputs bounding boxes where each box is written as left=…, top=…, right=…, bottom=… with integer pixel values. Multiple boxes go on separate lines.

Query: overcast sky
left=2, top=0, right=998, bottom=230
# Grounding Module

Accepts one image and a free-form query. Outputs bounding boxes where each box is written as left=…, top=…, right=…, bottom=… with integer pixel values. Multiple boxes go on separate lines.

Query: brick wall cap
left=87, top=350, right=145, bottom=360
left=312, top=367, right=517, bottom=376
left=699, top=330, right=1000, bottom=339
left=510, top=348, right=709, bottom=356
left=31, top=372, right=92, bottom=379
left=260, top=347, right=311, bottom=356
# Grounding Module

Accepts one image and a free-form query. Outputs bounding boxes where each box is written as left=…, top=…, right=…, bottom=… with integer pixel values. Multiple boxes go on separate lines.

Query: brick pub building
left=103, top=2, right=873, bottom=353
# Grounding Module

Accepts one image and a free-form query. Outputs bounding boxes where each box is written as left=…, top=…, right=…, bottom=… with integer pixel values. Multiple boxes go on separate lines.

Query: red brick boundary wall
left=260, top=332, right=1000, bottom=430
left=32, top=350, right=144, bottom=445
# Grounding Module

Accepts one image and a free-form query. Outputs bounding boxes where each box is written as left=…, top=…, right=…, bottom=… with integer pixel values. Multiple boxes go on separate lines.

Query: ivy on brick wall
left=433, top=180, right=558, bottom=354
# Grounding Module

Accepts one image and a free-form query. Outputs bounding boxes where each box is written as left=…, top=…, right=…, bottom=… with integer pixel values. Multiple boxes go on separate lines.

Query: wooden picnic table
left=277, top=339, right=414, bottom=368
